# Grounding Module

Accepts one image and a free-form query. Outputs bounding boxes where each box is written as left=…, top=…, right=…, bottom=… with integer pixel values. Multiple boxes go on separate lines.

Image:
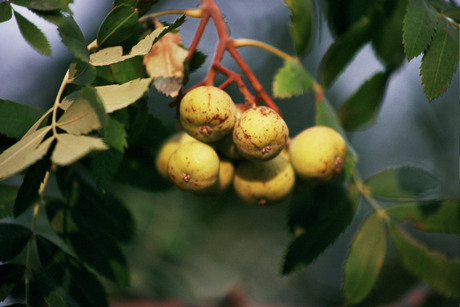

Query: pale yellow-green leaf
left=57, top=100, right=101, bottom=135
left=0, top=126, right=53, bottom=180
left=95, top=78, right=151, bottom=113
left=51, top=133, right=108, bottom=166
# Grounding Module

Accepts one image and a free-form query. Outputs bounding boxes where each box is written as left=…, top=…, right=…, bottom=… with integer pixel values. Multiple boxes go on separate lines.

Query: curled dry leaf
left=143, top=19, right=188, bottom=97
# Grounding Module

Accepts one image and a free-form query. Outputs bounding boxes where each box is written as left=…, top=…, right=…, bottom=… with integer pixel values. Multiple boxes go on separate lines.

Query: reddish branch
left=185, top=0, right=280, bottom=113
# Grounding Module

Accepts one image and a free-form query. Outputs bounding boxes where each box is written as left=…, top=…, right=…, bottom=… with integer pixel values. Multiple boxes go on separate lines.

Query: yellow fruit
left=233, top=106, right=288, bottom=161
left=233, top=154, right=295, bottom=205
left=167, top=142, right=220, bottom=194
left=289, top=126, right=346, bottom=182
left=180, top=86, right=237, bottom=143
left=216, top=104, right=244, bottom=160
left=216, top=158, right=235, bottom=192
left=155, top=131, right=197, bottom=180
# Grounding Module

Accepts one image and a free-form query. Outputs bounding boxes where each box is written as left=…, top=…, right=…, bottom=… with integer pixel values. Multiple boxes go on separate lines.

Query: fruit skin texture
left=233, top=154, right=295, bottom=205
left=289, top=126, right=346, bottom=182
left=233, top=106, right=289, bottom=161
left=155, top=131, right=198, bottom=180
left=180, top=86, right=237, bottom=143
left=167, top=142, right=220, bottom=194
left=216, top=104, right=244, bottom=160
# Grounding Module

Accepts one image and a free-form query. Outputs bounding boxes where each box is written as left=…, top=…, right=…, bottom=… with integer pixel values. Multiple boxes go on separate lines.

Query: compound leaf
left=273, top=60, right=314, bottom=98
left=283, top=0, right=316, bottom=56
left=0, top=99, right=44, bottom=139
left=386, top=200, right=459, bottom=234
left=13, top=10, right=51, bottom=55
left=421, top=17, right=459, bottom=101
left=365, top=166, right=439, bottom=201
left=0, top=223, right=33, bottom=262
left=403, top=0, right=437, bottom=60
left=0, top=186, right=18, bottom=219
left=338, top=71, right=390, bottom=130
left=97, top=4, right=139, bottom=47
left=389, top=224, right=460, bottom=299
left=0, top=2, right=12, bottom=23
left=343, top=213, right=387, bottom=304
left=51, top=134, right=108, bottom=166
left=36, top=235, right=109, bottom=307
left=0, top=263, right=25, bottom=301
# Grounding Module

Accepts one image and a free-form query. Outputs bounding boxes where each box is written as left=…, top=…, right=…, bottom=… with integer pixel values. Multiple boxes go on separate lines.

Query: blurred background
left=0, top=0, right=458, bottom=306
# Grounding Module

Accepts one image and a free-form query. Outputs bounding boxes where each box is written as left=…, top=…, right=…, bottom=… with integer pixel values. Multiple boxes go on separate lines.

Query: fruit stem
left=139, top=8, right=203, bottom=21
left=232, top=39, right=298, bottom=62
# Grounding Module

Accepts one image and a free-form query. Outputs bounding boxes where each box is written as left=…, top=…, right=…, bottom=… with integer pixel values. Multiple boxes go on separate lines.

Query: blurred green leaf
left=323, top=0, right=374, bottom=37
left=403, top=0, right=437, bottom=60
left=338, top=71, right=390, bottom=130
left=443, top=6, right=460, bottom=23
left=283, top=182, right=357, bottom=274
left=365, top=166, right=439, bottom=201
left=315, top=98, right=358, bottom=179
left=45, top=198, right=131, bottom=285
left=111, top=56, right=148, bottom=84
left=389, top=224, right=460, bottom=299
left=51, top=134, right=108, bottom=166
left=283, top=0, right=316, bottom=56
left=11, top=0, right=72, bottom=11
left=97, top=4, right=139, bottom=47
left=36, top=235, right=109, bottom=307
left=343, top=213, right=387, bottom=304
left=57, top=86, right=107, bottom=135
left=318, top=16, right=372, bottom=87
left=0, top=2, right=12, bottom=23
left=69, top=61, right=96, bottom=86
left=273, top=60, right=314, bottom=98
left=0, top=263, right=25, bottom=301
left=13, top=10, right=51, bottom=55
left=58, top=16, right=89, bottom=63
left=0, top=185, right=18, bottom=219
left=14, top=157, right=51, bottom=218
left=32, top=270, right=80, bottom=307
left=0, top=223, right=33, bottom=262
left=421, top=17, right=459, bottom=101
left=386, top=200, right=459, bottom=233
left=0, top=99, right=44, bottom=140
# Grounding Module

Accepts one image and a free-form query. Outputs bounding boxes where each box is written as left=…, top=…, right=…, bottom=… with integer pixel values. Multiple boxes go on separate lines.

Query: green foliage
left=0, top=264, right=25, bottom=302
left=13, top=9, right=51, bottom=55
left=272, top=60, right=314, bottom=98
left=283, top=0, right=316, bottom=56
left=0, top=223, right=33, bottom=262
left=0, top=100, right=44, bottom=139
left=0, top=2, right=12, bottom=23
left=0, top=186, right=18, bottom=219
left=97, top=4, right=139, bottom=47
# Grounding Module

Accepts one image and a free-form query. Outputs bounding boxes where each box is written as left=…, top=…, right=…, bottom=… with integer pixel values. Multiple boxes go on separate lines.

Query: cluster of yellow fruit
left=155, top=86, right=347, bottom=205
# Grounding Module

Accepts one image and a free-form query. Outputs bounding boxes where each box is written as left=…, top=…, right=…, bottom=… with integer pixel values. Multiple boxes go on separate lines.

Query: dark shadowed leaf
left=403, top=0, right=437, bottom=60
left=97, top=4, right=139, bottom=47
left=0, top=223, right=33, bottom=262
left=283, top=0, right=316, bottom=56
left=389, top=224, right=460, bottom=298
left=36, top=236, right=109, bottom=307
left=0, top=185, right=18, bottom=219
left=68, top=60, right=96, bottom=85
left=0, top=263, right=25, bottom=301
left=421, top=17, right=459, bottom=101
left=0, top=2, right=12, bottom=23
left=11, top=0, right=72, bottom=11
left=386, top=200, right=459, bottom=233
left=282, top=182, right=357, bottom=274
left=273, top=60, right=314, bottom=98
left=365, top=166, right=439, bottom=201
left=338, top=71, right=390, bottom=130
left=58, top=16, right=89, bottom=63
left=13, top=10, right=51, bottom=55
left=343, top=213, right=387, bottom=304
left=0, top=99, right=44, bottom=139
left=32, top=270, right=80, bottom=307
left=111, top=56, right=149, bottom=84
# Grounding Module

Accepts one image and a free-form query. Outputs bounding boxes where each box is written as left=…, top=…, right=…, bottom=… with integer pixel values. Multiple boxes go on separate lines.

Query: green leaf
left=96, top=4, right=139, bottom=47
left=0, top=223, right=33, bottom=261
left=0, top=1, right=12, bottom=23
left=421, top=18, right=459, bottom=101
left=13, top=10, right=51, bottom=55
left=386, top=200, right=459, bottom=234
left=110, top=56, right=148, bottom=84
left=282, top=182, right=357, bottom=274
left=0, top=99, right=45, bottom=139
left=343, top=213, right=387, bottom=304
left=389, top=224, right=460, bottom=298
left=57, top=86, right=107, bottom=135
left=95, top=78, right=151, bottom=113
left=58, top=16, right=89, bottom=63
left=0, top=126, right=53, bottom=181
left=403, top=0, right=437, bottom=60
left=11, top=0, right=72, bottom=11
left=318, top=16, right=372, bottom=87
left=32, top=270, right=80, bottom=307
left=338, top=71, right=390, bottom=130
left=45, top=199, right=131, bottom=285
left=0, top=186, right=18, bottom=219
left=315, top=98, right=358, bottom=180
left=14, top=157, right=51, bottom=218
left=0, top=263, right=25, bottom=301
left=68, top=60, right=96, bottom=86
left=365, top=166, right=439, bottom=201
left=273, top=60, right=314, bottom=98
left=283, top=0, right=316, bottom=56
left=36, top=235, right=109, bottom=307
left=51, top=134, right=108, bottom=166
